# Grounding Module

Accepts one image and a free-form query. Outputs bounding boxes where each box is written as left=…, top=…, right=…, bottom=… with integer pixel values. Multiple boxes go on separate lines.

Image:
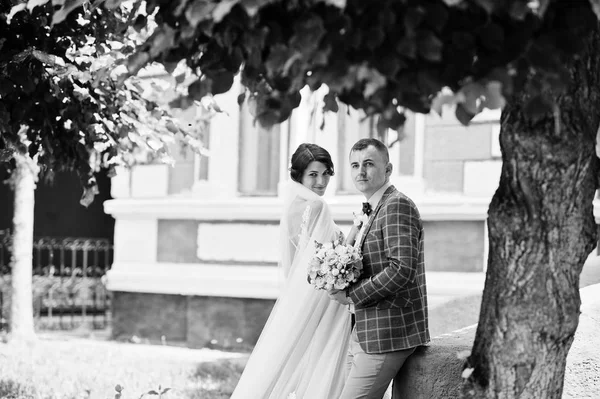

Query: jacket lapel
left=358, top=186, right=396, bottom=249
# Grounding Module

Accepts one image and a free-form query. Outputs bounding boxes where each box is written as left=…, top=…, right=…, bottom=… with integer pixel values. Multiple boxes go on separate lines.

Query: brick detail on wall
left=157, top=220, right=199, bottom=263
left=423, top=220, right=484, bottom=272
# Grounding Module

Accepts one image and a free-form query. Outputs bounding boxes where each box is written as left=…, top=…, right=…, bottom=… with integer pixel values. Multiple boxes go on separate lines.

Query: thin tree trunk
left=462, top=25, right=600, bottom=399
left=8, top=152, right=38, bottom=342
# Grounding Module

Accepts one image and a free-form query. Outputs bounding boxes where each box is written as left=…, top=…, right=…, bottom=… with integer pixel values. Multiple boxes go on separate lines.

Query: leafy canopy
left=3, top=0, right=599, bottom=203
left=107, top=0, right=599, bottom=132
left=0, top=0, right=204, bottom=205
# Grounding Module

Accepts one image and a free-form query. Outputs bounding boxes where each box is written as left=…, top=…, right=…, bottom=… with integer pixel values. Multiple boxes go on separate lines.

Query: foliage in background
left=0, top=0, right=205, bottom=205
left=96, top=0, right=600, bottom=134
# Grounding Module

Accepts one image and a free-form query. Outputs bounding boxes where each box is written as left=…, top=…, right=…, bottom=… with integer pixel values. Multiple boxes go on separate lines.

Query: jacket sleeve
left=348, top=196, right=421, bottom=308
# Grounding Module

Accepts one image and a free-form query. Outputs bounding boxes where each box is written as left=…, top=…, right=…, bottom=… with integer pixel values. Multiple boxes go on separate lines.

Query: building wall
left=423, top=108, right=502, bottom=196
left=104, top=78, right=500, bottom=348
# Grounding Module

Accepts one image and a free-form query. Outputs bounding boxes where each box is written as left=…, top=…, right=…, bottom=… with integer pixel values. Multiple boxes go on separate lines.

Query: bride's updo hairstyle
left=290, top=143, right=335, bottom=183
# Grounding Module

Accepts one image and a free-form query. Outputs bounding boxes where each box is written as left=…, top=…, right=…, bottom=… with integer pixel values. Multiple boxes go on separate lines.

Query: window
left=237, top=100, right=281, bottom=196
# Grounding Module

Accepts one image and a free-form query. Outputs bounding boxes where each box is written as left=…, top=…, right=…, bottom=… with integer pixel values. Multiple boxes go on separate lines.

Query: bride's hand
left=344, top=225, right=360, bottom=246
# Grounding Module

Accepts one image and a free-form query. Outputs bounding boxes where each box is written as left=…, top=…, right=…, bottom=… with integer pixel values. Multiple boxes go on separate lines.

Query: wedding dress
left=230, top=181, right=352, bottom=399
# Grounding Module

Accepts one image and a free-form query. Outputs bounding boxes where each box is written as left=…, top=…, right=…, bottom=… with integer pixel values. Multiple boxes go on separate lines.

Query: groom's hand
left=328, top=289, right=350, bottom=305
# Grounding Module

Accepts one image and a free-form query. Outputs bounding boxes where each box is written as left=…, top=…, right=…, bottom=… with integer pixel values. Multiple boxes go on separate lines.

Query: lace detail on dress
left=297, top=204, right=312, bottom=251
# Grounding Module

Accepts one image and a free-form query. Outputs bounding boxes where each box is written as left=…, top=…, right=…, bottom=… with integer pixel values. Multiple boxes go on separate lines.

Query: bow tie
left=362, top=202, right=372, bottom=216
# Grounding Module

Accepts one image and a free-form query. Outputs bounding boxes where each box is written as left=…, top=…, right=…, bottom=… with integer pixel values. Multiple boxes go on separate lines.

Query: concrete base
left=111, top=291, right=274, bottom=351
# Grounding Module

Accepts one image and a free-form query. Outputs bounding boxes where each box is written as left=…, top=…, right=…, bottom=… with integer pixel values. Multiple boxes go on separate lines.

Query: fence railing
left=0, top=229, right=113, bottom=331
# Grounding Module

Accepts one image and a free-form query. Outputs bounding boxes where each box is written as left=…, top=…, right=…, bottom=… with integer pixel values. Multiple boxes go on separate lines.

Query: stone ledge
left=394, top=325, right=475, bottom=398
left=395, top=283, right=600, bottom=398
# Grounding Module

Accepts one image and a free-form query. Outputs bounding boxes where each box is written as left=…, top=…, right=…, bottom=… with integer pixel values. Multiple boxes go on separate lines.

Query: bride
left=230, top=143, right=355, bottom=399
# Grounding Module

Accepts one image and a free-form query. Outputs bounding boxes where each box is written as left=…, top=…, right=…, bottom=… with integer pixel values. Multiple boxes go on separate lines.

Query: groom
left=330, top=138, right=430, bottom=399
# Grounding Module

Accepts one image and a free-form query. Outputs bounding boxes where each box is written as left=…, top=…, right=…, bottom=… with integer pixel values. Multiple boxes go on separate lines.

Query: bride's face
left=301, top=161, right=332, bottom=196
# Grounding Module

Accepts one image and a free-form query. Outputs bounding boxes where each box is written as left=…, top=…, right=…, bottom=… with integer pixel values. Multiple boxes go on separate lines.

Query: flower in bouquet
left=307, top=232, right=363, bottom=291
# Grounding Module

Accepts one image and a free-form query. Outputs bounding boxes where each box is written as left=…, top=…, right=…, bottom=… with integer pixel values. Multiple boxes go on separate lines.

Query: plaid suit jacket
left=348, top=186, right=430, bottom=354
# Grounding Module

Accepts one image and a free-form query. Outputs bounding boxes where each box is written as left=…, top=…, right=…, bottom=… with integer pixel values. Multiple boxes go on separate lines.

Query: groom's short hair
left=350, top=138, right=389, bottom=164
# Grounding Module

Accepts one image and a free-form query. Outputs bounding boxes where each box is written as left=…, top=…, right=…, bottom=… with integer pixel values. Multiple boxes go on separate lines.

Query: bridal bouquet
left=307, top=232, right=363, bottom=291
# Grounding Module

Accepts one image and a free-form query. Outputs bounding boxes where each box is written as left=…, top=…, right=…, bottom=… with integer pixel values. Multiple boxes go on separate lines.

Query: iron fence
left=0, top=229, right=113, bottom=331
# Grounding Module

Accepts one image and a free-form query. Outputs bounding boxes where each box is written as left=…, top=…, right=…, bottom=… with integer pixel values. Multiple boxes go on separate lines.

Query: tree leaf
left=209, top=71, right=234, bottom=95
left=458, top=81, right=485, bottom=114
left=474, top=0, right=495, bottom=13
left=174, top=73, right=186, bottom=85
left=478, top=23, right=504, bottom=52
left=323, top=92, right=339, bottom=113
left=0, top=149, right=14, bottom=163
left=185, top=0, right=217, bottom=27
left=6, top=3, right=27, bottom=24
left=188, top=78, right=212, bottom=100
left=52, top=0, right=86, bottom=26
left=80, top=184, right=99, bottom=208
left=455, top=103, right=476, bottom=125
left=425, top=2, right=449, bottom=32
left=509, top=1, right=530, bottom=20
left=148, top=26, right=176, bottom=58
left=380, top=110, right=406, bottom=130
left=431, top=92, right=457, bottom=116
left=27, top=0, right=50, bottom=12
left=237, top=91, right=246, bottom=106
left=590, top=0, right=600, bottom=20
left=257, top=111, right=280, bottom=128
left=404, top=6, right=425, bottom=33
left=104, top=0, right=124, bottom=9
left=265, top=44, right=294, bottom=76
left=357, top=65, right=386, bottom=98
left=323, top=0, right=346, bottom=8
left=442, top=0, right=464, bottom=6
left=417, top=31, right=443, bottom=62
left=289, top=14, right=326, bottom=55
left=126, top=51, right=151, bottom=75
left=396, top=37, right=417, bottom=59
left=482, top=81, right=505, bottom=109
left=133, top=14, right=147, bottom=32
left=213, top=0, right=240, bottom=23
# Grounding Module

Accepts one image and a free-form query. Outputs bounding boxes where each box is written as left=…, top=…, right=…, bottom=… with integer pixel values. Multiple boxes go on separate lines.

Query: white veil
left=278, top=180, right=337, bottom=279
left=230, top=181, right=351, bottom=399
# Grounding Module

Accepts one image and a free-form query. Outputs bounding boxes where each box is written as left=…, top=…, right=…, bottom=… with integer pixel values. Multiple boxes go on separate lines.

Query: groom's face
left=349, top=145, right=392, bottom=199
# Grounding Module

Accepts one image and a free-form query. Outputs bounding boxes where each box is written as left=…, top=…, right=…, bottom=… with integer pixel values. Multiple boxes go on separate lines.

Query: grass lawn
left=0, top=335, right=248, bottom=399
left=1, top=257, right=597, bottom=399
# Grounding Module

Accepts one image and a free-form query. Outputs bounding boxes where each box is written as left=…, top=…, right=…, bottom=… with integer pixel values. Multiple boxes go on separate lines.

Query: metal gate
left=0, top=230, right=113, bottom=331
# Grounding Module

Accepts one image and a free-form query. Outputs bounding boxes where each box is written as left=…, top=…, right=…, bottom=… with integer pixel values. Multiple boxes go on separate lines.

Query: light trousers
left=338, top=328, right=415, bottom=399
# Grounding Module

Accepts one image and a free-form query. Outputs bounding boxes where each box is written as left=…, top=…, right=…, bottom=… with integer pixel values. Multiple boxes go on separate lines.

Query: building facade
left=105, top=81, right=501, bottom=349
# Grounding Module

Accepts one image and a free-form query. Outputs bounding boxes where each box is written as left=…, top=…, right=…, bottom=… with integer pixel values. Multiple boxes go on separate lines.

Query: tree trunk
left=462, top=27, right=600, bottom=399
left=8, top=152, right=39, bottom=342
